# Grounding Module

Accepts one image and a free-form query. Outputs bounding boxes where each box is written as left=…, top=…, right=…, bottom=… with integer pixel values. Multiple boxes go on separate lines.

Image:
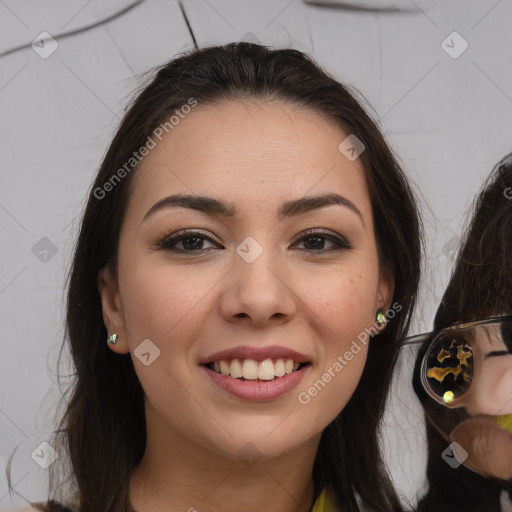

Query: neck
left=129, top=404, right=321, bottom=512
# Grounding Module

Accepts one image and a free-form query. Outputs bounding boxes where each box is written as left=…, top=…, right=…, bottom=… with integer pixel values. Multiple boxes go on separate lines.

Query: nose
left=219, top=249, right=297, bottom=327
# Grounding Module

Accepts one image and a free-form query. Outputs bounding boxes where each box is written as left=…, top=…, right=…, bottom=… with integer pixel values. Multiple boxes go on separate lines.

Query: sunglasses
left=403, top=315, right=512, bottom=407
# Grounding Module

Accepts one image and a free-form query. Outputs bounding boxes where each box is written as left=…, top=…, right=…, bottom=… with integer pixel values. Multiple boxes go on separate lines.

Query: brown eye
left=157, top=230, right=222, bottom=253
left=422, top=333, right=474, bottom=404
left=292, top=230, right=353, bottom=252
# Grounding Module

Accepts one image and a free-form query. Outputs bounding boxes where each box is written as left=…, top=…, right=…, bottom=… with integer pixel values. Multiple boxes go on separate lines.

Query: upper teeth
left=211, top=358, right=301, bottom=380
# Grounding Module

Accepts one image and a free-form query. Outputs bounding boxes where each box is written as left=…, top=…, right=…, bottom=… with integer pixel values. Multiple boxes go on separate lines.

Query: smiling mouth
left=202, top=358, right=311, bottom=381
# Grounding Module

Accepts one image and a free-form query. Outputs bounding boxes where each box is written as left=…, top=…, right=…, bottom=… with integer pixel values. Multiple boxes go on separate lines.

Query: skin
left=451, top=417, right=512, bottom=480
left=460, top=325, right=512, bottom=416
left=98, top=99, right=392, bottom=512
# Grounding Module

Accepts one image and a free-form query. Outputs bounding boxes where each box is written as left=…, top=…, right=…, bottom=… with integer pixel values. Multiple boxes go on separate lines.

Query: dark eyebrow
left=142, top=195, right=237, bottom=223
left=142, top=193, right=364, bottom=225
left=277, top=193, right=364, bottom=225
left=484, top=350, right=510, bottom=361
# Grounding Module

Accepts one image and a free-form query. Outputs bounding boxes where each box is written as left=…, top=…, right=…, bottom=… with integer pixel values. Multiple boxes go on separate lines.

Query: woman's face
left=99, top=99, right=391, bottom=459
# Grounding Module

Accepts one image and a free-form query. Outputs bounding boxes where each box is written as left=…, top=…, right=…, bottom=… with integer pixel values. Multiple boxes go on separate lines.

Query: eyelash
left=155, top=228, right=353, bottom=254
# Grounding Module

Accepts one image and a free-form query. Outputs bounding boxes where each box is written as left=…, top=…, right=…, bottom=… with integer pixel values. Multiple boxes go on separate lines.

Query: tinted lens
left=423, top=332, right=474, bottom=403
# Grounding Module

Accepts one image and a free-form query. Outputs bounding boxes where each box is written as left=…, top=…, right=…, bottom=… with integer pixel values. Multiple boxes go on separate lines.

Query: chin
left=204, top=424, right=311, bottom=461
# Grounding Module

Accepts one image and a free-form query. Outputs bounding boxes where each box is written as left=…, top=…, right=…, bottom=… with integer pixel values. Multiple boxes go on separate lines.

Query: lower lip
left=201, top=364, right=310, bottom=401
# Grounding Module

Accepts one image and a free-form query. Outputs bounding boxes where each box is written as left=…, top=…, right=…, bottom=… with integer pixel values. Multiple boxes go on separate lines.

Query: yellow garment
left=495, top=414, right=512, bottom=435
left=311, top=487, right=337, bottom=512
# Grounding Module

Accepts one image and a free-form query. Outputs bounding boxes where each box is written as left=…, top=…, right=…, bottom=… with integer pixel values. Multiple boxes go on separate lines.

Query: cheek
left=118, top=255, right=218, bottom=352
left=467, top=360, right=512, bottom=416
left=298, top=266, right=378, bottom=347
left=297, top=340, right=369, bottom=429
left=116, top=259, right=220, bottom=411
left=294, top=267, right=375, bottom=417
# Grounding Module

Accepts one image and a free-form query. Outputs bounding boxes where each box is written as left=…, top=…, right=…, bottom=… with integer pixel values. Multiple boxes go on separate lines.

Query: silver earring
left=107, top=333, right=118, bottom=345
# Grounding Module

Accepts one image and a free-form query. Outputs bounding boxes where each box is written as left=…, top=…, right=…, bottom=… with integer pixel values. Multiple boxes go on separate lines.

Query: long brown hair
left=10, top=42, right=422, bottom=512
left=413, top=153, right=512, bottom=511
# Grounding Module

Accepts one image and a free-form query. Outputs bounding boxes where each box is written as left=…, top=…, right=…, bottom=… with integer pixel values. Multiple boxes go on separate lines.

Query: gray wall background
left=1, top=0, right=511, bottom=509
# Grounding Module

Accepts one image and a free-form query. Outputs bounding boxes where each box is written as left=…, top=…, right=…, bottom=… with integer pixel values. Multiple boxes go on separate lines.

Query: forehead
left=126, top=99, right=371, bottom=223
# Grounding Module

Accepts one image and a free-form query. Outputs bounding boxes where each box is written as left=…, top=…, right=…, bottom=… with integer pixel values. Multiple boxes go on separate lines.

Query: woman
left=410, top=153, right=512, bottom=511
left=12, top=42, right=421, bottom=512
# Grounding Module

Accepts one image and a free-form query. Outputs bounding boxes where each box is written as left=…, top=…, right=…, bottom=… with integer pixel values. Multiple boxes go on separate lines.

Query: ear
left=375, top=269, right=394, bottom=331
left=98, top=266, right=130, bottom=354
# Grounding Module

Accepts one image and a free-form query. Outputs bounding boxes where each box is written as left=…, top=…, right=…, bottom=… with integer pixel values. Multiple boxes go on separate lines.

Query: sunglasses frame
left=403, top=314, right=512, bottom=406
